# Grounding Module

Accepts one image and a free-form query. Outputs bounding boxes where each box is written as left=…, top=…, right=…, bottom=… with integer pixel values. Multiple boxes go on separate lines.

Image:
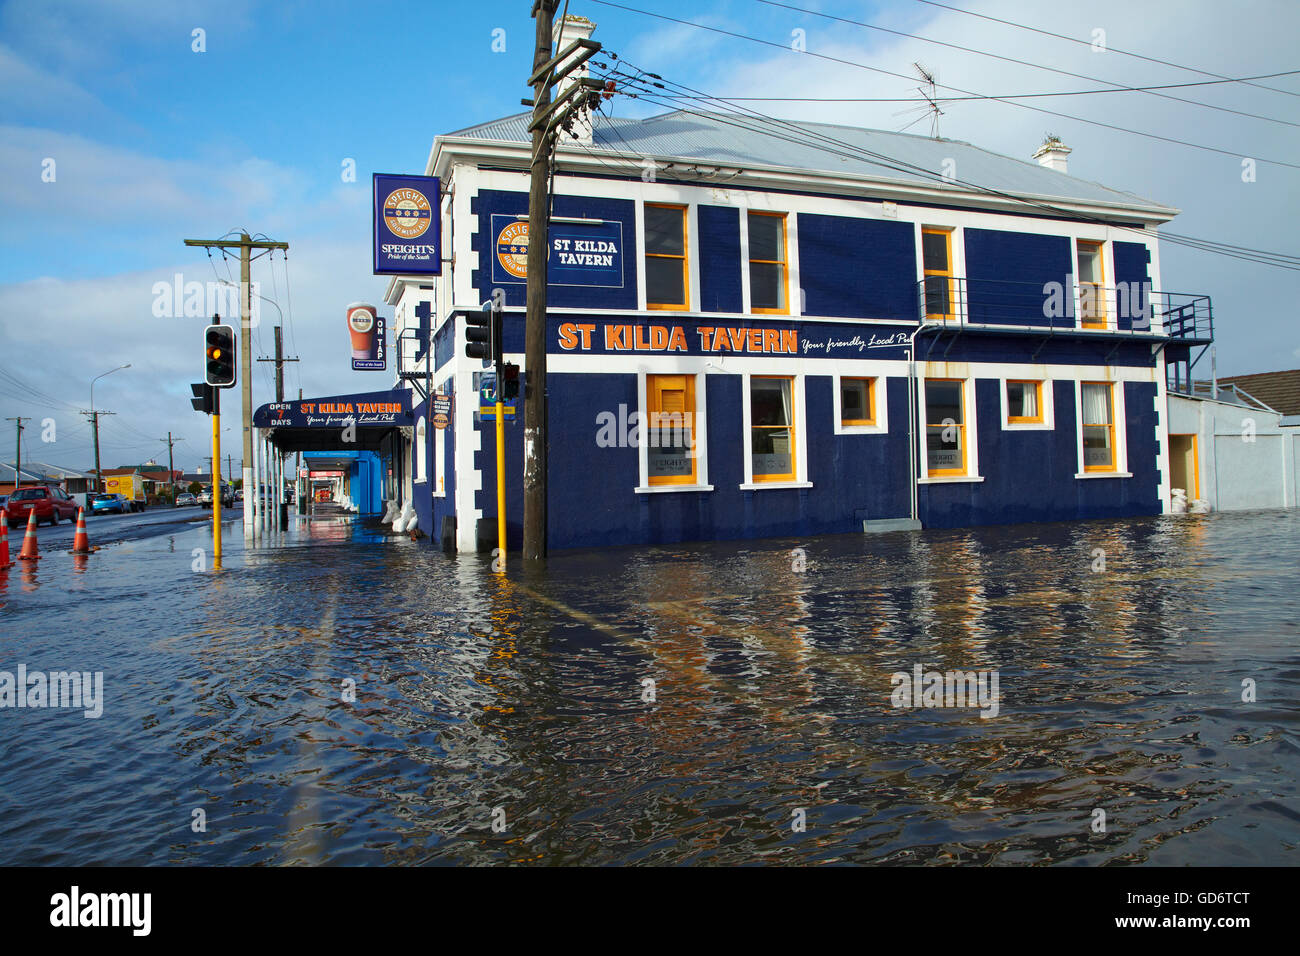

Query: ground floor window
left=750, top=376, right=796, bottom=481
left=646, top=374, right=697, bottom=485
left=1081, top=382, right=1116, bottom=471
left=840, top=377, right=877, bottom=426
left=925, top=379, right=967, bottom=476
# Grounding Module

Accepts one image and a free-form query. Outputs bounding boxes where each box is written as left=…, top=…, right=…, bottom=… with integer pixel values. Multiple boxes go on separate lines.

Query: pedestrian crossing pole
left=212, top=387, right=222, bottom=571
left=495, top=293, right=507, bottom=571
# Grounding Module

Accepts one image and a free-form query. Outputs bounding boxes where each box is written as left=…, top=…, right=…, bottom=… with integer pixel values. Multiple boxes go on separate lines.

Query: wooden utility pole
left=184, top=233, right=288, bottom=534
left=522, top=3, right=601, bottom=561
left=160, top=432, right=181, bottom=500
left=81, top=410, right=114, bottom=494
left=523, top=2, right=556, bottom=562
left=257, top=325, right=298, bottom=404
left=6, top=417, right=26, bottom=489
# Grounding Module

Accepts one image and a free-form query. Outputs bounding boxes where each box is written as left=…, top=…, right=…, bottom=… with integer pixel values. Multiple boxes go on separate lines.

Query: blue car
left=90, top=493, right=130, bottom=515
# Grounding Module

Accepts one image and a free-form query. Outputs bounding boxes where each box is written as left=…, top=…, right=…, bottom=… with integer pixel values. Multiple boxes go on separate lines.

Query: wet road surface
left=1, top=509, right=1296, bottom=865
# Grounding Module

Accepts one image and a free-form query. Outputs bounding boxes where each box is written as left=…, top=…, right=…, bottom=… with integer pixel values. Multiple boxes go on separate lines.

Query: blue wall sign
left=373, top=174, right=442, bottom=275
left=489, top=214, right=623, bottom=288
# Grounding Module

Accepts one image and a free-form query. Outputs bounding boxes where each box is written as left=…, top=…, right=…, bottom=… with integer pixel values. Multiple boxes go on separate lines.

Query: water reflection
left=0, top=510, right=1295, bottom=865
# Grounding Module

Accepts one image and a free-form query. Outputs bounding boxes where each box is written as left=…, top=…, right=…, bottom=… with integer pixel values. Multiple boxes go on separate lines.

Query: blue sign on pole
left=373, top=174, right=442, bottom=275
left=475, top=372, right=517, bottom=421
left=489, top=214, right=623, bottom=288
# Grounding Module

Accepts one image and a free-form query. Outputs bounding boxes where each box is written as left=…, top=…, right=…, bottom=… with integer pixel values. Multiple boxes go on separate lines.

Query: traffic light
left=465, top=302, right=500, bottom=366
left=190, top=382, right=213, bottom=415
left=501, top=363, right=520, bottom=401
left=204, top=324, right=236, bottom=387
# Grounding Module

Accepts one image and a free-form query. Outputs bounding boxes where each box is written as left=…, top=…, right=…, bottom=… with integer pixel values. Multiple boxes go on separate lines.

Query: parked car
left=175, top=493, right=197, bottom=507
left=5, top=485, right=79, bottom=526
left=197, top=487, right=213, bottom=506
left=89, top=493, right=132, bottom=515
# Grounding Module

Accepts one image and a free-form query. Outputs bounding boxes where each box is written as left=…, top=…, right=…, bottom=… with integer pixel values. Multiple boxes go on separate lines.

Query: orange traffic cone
left=17, top=508, right=40, bottom=561
left=0, top=511, right=12, bottom=570
left=70, top=508, right=96, bottom=554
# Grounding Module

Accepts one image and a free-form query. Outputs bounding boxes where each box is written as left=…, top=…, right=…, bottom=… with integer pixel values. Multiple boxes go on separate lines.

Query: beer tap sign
left=347, top=302, right=386, bottom=371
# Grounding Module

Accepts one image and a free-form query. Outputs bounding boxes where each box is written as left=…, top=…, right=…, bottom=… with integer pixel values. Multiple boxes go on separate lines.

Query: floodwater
left=0, top=508, right=1296, bottom=865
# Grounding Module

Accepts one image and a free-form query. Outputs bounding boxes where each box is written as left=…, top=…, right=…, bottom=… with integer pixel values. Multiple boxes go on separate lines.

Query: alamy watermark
left=151, top=273, right=261, bottom=324
left=890, top=664, right=1000, bottom=719
left=0, top=665, right=103, bottom=718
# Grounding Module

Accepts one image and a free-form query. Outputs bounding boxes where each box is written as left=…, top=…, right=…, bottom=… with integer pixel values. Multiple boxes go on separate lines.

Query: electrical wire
left=909, top=0, right=1300, bottom=100
left=753, top=0, right=1300, bottom=128
left=584, top=0, right=1300, bottom=170
left=639, top=69, right=1300, bottom=104
left=591, top=63, right=1300, bottom=270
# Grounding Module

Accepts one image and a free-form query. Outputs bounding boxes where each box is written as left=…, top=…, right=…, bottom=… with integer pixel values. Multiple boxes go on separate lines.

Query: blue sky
left=1, top=0, right=1297, bottom=471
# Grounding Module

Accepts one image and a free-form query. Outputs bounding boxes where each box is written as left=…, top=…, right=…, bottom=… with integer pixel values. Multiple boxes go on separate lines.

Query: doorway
left=1169, top=433, right=1199, bottom=500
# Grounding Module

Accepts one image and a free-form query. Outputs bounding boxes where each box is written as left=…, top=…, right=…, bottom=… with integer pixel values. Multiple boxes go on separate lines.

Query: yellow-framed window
left=645, top=203, right=689, bottom=310
left=840, top=376, right=877, bottom=426
left=1081, top=381, right=1116, bottom=471
left=925, top=378, right=966, bottom=476
left=750, top=375, right=795, bottom=481
left=748, top=211, right=789, bottom=314
left=922, top=227, right=955, bottom=322
left=1077, top=240, right=1107, bottom=328
left=1006, top=379, right=1043, bottom=424
left=646, top=374, right=697, bottom=485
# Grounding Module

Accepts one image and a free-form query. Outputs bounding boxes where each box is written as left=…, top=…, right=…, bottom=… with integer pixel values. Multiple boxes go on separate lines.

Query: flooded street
left=1, top=510, right=1296, bottom=866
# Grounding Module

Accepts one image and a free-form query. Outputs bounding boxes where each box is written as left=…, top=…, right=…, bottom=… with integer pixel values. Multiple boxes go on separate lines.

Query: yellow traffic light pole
left=212, top=387, right=222, bottom=571
left=496, top=392, right=506, bottom=573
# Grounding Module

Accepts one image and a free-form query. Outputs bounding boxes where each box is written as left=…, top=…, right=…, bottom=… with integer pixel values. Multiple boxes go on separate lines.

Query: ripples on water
left=0, top=510, right=1296, bottom=865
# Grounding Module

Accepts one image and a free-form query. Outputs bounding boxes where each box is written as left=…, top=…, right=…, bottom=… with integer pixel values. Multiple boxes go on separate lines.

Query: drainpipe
left=908, top=322, right=941, bottom=522
left=1211, top=346, right=1218, bottom=400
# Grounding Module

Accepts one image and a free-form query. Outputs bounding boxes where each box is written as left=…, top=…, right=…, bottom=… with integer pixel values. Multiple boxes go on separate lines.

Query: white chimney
left=553, top=14, right=596, bottom=146
left=1033, top=137, right=1072, bottom=173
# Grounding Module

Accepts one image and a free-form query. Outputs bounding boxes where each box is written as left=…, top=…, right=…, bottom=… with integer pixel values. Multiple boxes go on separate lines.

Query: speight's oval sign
left=496, top=221, right=530, bottom=279
left=383, top=186, right=432, bottom=239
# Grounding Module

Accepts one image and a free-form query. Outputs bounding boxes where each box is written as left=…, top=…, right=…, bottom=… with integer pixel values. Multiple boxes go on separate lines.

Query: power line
left=585, top=0, right=1300, bottom=170
left=909, top=0, right=1300, bottom=100
left=753, top=0, right=1300, bottom=128
left=639, top=69, right=1300, bottom=104
left=594, top=65, right=1300, bottom=270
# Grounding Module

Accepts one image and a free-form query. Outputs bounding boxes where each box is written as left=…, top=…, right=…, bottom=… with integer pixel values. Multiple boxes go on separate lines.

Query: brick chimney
left=553, top=14, right=596, bottom=146
left=1033, top=136, right=1072, bottom=173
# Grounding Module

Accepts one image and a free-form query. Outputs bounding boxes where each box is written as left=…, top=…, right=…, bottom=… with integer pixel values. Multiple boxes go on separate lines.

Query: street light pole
left=86, top=364, right=130, bottom=494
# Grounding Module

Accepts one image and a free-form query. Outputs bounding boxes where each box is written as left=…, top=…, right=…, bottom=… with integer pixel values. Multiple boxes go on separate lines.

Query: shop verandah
left=251, top=389, right=414, bottom=525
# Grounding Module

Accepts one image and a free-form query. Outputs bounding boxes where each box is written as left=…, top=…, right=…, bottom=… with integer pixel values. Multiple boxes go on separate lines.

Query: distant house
left=2, top=461, right=93, bottom=497
left=1216, top=369, right=1300, bottom=419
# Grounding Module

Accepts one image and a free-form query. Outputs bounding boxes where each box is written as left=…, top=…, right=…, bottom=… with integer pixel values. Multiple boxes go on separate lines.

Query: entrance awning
left=253, top=389, right=413, bottom=453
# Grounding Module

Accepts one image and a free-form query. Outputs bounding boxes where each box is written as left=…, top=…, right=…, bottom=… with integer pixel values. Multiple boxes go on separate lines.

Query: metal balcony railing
left=913, top=277, right=1214, bottom=342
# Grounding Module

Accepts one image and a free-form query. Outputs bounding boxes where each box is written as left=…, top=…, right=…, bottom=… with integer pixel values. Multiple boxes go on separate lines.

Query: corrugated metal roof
left=446, top=109, right=1172, bottom=213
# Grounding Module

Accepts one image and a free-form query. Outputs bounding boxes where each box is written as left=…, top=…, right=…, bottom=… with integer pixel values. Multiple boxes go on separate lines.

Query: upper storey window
left=645, top=204, right=689, bottom=310
left=1077, top=240, right=1107, bottom=328
left=922, top=228, right=955, bottom=322
left=748, top=212, right=788, bottom=314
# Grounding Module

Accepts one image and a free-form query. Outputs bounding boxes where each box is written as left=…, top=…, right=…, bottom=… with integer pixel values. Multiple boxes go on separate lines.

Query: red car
left=4, top=485, right=79, bottom=526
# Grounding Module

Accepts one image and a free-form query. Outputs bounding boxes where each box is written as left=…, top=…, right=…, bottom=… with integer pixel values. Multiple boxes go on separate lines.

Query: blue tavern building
left=383, top=19, right=1213, bottom=553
